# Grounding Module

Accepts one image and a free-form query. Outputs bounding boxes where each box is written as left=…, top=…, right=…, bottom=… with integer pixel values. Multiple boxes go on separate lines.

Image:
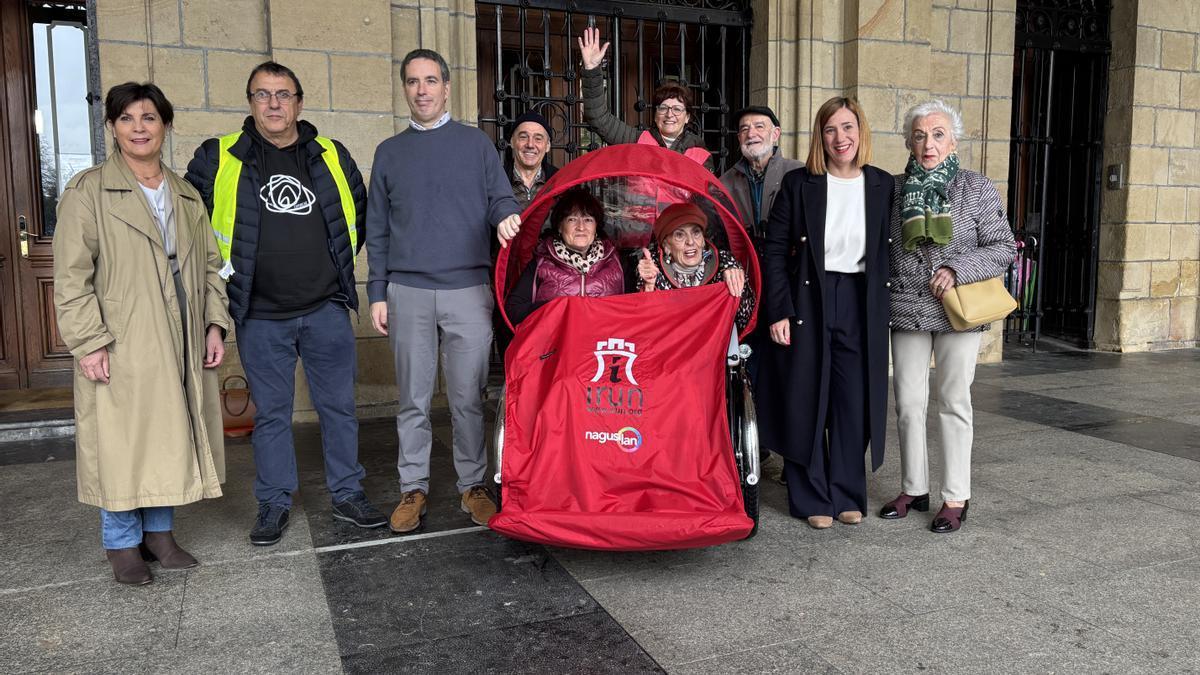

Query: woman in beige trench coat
left=53, top=83, right=231, bottom=585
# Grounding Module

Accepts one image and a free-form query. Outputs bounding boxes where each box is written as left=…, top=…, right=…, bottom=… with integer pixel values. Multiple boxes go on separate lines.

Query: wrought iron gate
left=476, top=0, right=752, bottom=175
left=1006, top=0, right=1111, bottom=347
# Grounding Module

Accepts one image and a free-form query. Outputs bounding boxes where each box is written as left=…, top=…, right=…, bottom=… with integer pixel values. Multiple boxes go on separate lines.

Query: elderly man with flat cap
left=721, top=106, right=803, bottom=248
left=720, top=105, right=803, bottom=471
left=506, top=111, right=558, bottom=209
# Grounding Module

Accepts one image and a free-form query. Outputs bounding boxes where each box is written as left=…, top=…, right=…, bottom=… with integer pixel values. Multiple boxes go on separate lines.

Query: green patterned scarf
left=901, top=153, right=959, bottom=251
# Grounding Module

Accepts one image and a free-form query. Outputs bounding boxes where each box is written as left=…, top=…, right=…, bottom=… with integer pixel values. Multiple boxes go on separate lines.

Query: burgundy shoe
left=106, top=547, right=152, bottom=585
left=878, top=493, right=930, bottom=519
left=931, top=500, right=970, bottom=533
left=139, top=531, right=199, bottom=569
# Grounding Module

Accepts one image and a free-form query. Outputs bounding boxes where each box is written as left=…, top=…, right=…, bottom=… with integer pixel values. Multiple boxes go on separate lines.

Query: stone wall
left=1096, top=0, right=1200, bottom=351
left=90, top=0, right=1198, bottom=417
left=750, top=0, right=1015, bottom=362
left=95, top=0, right=479, bottom=420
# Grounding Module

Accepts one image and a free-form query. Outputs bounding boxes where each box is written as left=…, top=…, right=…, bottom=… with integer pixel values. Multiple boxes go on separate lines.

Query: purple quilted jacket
left=531, top=238, right=625, bottom=304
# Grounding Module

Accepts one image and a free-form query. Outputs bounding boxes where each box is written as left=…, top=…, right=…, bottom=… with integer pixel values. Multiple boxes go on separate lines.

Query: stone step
left=0, top=408, right=75, bottom=443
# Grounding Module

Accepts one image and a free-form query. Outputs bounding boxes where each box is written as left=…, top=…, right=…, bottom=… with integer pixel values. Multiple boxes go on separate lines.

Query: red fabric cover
left=531, top=239, right=624, bottom=305
left=488, top=284, right=754, bottom=550
left=495, top=143, right=759, bottom=337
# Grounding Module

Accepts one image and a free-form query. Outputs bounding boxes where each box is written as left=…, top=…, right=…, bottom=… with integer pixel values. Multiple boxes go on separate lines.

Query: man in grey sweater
left=366, top=49, right=522, bottom=533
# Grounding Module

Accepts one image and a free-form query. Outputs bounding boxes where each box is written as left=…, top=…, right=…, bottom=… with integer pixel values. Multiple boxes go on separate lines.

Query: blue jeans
left=237, top=300, right=365, bottom=508
left=101, top=507, right=174, bottom=550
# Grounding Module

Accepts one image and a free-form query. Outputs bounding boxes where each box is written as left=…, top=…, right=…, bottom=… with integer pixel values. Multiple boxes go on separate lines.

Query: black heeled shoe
left=878, top=493, right=930, bottom=519
left=930, top=500, right=969, bottom=533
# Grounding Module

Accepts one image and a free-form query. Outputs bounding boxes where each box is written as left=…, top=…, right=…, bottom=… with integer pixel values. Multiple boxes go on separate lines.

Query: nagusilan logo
left=583, top=427, right=643, bottom=453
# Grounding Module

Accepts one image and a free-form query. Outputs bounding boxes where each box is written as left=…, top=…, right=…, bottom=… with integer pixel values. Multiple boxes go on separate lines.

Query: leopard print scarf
left=552, top=236, right=605, bottom=274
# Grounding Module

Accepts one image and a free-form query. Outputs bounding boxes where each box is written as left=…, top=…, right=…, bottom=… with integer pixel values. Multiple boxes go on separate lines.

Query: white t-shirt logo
left=259, top=174, right=315, bottom=215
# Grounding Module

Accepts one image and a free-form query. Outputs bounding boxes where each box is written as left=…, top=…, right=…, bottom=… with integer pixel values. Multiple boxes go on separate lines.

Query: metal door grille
left=476, top=0, right=752, bottom=174
left=1006, top=0, right=1111, bottom=347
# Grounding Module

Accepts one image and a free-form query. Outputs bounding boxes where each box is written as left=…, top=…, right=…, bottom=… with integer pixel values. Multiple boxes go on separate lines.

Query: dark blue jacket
left=185, top=117, right=366, bottom=324
left=761, top=165, right=893, bottom=470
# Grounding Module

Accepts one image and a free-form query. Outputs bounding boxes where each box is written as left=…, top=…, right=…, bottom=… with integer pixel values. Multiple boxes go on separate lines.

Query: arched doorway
left=1007, top=0, right=1112, bottom=347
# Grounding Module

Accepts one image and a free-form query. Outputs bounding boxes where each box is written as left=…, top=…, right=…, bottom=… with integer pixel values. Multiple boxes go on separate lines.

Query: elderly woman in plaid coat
left=879, top=100, right=1016, bottom=533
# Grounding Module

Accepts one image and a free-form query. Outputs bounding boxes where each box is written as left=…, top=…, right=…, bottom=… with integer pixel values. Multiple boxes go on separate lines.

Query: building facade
left=0, top=0, right=1196, bottom=417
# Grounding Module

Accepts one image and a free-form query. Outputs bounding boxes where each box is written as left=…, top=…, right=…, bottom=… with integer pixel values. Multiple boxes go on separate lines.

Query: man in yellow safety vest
left=185, top=61, right=385, bottom=546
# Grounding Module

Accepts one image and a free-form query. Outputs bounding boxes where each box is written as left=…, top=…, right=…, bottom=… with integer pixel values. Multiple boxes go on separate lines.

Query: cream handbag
left=940, top=276, right=1017, bottom=331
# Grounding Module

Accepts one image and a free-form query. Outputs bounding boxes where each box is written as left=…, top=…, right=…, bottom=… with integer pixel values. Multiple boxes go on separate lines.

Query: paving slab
left=1024, top=555, right=1200, bottom=660
left=986, top=495, right=1200, bottom=572
left=668, top=638, right=838, bottom=674
left=0, top=460, right=106, bottom=591
left=73, top=639, right=343, bottom=674
left=971, top=435, right=1193, bottom=507
left=171, top=443, right=320, bottom=564
left=806, top=593, right=1165, bottom=675
left=807, top=519, right=1108, bottom=615
left=0, top=435, right=75, bottom=465
left=0, top=573, right=184, bottom=673
left=575, top=536, right=910, bottom=666
left=318, top=530, right=597, bottom=657
left=341, top=611, right=662, bottom=674
left=175, top=553, right=338, bottom=654
left=1037, top=380, right=1200, bottom=419
left=297, top=417, right=490, bottom=548
left=1129, top=486, right=1200, bottom=515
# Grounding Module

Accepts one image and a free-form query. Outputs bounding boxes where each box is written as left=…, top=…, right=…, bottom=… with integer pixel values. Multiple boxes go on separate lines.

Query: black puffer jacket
left=580, top=67, right=714, bottom=172
left=184, top=117, right=366, bottom=324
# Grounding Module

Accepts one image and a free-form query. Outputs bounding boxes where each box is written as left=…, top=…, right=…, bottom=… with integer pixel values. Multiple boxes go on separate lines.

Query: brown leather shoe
left=837, top=511, right=863, bottom=525
left=806, top=515, right=834, bottom=529
left=389, top=490, right=427, bottom=533
left=140, top=531, right=199, bottom=569
left=461, top=486, right=497, bottom=526
left=106, top=547, right=152, bottom=585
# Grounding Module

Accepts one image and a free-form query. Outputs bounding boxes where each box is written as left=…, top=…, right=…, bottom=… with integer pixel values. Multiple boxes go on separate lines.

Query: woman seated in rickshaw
left=636, top=202, right=755, bottom=330
left=504, top=187, right=626, bottom=325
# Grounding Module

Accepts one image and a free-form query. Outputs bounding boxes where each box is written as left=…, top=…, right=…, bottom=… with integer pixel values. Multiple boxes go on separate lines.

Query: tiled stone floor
left=2, top=345, right=1198, bottom=673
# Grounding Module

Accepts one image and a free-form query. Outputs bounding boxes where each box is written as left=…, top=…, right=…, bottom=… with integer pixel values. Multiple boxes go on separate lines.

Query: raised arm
left=578, top=27, right=640, bottom=146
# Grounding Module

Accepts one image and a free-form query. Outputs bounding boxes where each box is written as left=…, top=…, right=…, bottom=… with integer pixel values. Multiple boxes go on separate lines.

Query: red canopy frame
left=494, top=143, right=761, bottom=337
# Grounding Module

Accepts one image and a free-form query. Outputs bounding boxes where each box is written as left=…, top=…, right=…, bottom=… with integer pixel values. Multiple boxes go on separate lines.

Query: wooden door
left=0, top=0, right=94, bottom=388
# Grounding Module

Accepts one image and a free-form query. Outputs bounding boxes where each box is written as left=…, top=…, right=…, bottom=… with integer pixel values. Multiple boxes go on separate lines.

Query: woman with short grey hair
left=879, top=99, right=1016, bottom=533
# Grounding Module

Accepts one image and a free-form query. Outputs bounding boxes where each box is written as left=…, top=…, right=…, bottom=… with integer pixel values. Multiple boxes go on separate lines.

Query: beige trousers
left=891, top=330, right=982, bottom=502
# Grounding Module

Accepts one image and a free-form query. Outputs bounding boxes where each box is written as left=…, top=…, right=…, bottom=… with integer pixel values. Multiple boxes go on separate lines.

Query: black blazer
left=759, top=165, right=893, bottom=470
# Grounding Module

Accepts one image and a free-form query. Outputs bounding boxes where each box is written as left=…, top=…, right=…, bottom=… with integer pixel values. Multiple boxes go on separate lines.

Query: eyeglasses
left=250, top=89, right=297, bottom=104
left=655, top=104, right=687, bottom=116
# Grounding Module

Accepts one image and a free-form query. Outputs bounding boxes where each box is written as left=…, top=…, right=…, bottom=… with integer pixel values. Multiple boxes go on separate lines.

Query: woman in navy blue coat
left=761, top=97, right=893, bottom=529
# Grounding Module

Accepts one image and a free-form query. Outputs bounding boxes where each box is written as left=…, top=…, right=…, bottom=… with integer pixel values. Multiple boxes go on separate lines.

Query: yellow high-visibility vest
left=210, top=131, right=357, bottom=278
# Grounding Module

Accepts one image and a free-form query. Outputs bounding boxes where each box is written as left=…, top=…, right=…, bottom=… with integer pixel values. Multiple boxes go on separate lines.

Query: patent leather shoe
left=878, top=493, right=929, bottom=519
left=930, top=500, right=969, bottom=533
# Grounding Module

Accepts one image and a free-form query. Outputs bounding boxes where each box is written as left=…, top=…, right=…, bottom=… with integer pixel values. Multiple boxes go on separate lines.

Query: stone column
left=749, top=0, right=847, bottom=159
left=1096, top=0, right=1200, bottom=351
left=752, top=0, right=1016, bottom=363
left=391, top=0, right=480, bottom=129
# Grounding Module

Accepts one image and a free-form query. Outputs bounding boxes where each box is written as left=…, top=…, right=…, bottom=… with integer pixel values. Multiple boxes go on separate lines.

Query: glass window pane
left=32, top=21, right=94, bottom=238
